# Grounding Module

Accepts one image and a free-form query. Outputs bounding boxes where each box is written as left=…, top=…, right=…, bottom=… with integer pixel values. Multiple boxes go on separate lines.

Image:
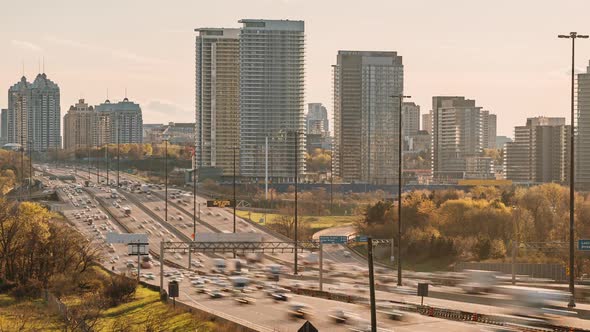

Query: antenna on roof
left=125, top=88, right=127, bottom=98
left=107, top=88, right=109, bottom=100
left=38, top=58, right=41, bottom=73
left=22, top=60, right=24, bottom=76
left=42, top=56, right=45, bottom=73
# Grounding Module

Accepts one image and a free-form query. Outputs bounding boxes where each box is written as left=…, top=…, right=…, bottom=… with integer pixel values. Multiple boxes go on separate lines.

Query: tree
left=305, top=149, right=331, bottom=173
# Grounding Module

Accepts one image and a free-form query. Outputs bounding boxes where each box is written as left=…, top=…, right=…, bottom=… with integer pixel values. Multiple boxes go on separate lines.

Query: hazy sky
left=2, top=0, right=590, bottom=137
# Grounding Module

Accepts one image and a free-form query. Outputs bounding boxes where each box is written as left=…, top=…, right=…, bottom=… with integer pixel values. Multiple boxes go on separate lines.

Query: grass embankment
left=236, top=210, right=357, bottom=231
left=1, top=286, right=217, bottom=332
left=0, top=294, right=62, bottom=331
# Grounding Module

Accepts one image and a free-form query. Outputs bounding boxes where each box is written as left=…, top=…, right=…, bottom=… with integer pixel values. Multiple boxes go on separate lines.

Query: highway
left=39, top=164, right=590, bottom=331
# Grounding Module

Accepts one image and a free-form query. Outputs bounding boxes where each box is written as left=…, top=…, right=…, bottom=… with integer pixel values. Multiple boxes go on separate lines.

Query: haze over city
left=3, top=0, right=590, bottom=136
left=5, top=1, right=590, bottom=331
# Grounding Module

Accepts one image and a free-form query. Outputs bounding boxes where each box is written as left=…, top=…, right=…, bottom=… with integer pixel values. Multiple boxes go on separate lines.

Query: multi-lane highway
left=39, top=164, right=590, bottom=331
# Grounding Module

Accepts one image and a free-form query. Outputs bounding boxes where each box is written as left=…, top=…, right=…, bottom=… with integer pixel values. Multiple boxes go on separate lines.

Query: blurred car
left=272, top=292, right=289, bottom=301
left=207, top=291, right=223, bottom=299
left=460, top=270, right=498, bottom=294
left=288, top=303, right=311, bottom=319
left=329, top=309, right=350, bottom=324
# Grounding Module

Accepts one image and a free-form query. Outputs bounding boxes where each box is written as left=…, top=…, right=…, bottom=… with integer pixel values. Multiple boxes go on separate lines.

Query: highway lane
left=41, top=165, right=590, bottom=330
left=41, top=166, right=495, bottom=331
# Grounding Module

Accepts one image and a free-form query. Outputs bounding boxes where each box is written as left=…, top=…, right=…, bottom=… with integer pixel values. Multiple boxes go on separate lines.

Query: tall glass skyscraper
left=333, top=51, right=404, bottom=185
left=7, top=73, right=61, bottom=152
left=238, top=19, right=305, bottom=182
left=195, top=28, right=240, bottom=176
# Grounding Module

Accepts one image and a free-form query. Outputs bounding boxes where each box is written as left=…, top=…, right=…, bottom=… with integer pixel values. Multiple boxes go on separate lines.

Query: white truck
left=212, top=258, right=226, bottom=274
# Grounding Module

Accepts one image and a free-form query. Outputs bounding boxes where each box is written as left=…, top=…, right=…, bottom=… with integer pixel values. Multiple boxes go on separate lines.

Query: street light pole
left=164, top=138, right=169, bottom=222
left=233, top=147, right=237, bottom=234
left=294, top=131, right=299, bottom=275
left=106, top=144, right=109, bottom=186
left=96, top=143, right=100, bottom=184
left=87, top=131, right=91, bottom=181
left=392, top=95, right=411, bottom=286
left=193, top=162, right=197, bottom=241
left=28, top=142, right=32, bottom=199
left=558, top=31, right=588, bottom=308
left=117, top=118, right=120, bottom=187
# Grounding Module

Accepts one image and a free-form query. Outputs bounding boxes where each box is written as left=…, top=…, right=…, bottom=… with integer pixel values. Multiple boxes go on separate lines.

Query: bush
left=10, top=279, right=43, bottom=299
left=102, top=275, right=137, bottom=306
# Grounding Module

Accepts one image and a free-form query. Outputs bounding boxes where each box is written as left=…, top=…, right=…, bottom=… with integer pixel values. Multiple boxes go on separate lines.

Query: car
left=235, top=296, right=256, bottom=305
left=329, top=309, right=350, bottom=324
left=207, top=291, right=223, bottom=299
left=288, top=303, right=310, bottom=319
left=271, top=293, right=289, bottom=301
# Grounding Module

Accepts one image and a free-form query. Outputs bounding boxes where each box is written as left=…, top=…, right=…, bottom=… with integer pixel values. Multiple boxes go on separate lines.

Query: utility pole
left=330, top=152, right=334, bottom=213
left=233, top=146, right=237, bottom=234
left=368, top=237, right=377, bottom=332
left=193, top=144, right=197, bottom=242
left=164, top=138, right=168, bottom=222
left=392, top=94, right=411, bottom=286
left=233, top=146, right=237, bottom=259
left=28, top=142, right=32, bottom=199
left=558, top=31, right=588, bottom=308
left=106, top=144, right=109, bottom=186
left=96, top=143, right=100, bottom=184
left=268, top=137, right=270, bottom=201
left=294, top=131, right=299, bottom=275
left=117, top=117, right=120, bottom=187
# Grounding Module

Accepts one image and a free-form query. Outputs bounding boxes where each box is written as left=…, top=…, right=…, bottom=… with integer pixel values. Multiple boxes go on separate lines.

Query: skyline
left=2, top=0, right=590, bottom=136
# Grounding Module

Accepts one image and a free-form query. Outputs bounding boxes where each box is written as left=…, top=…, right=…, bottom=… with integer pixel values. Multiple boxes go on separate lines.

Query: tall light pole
left=96, top=142, right=100, bottom=184
left=87, top=129, right=91, bottom=181
left=558, top=31, right=588, bottom=308
left=28, top=141, right=32, bottom=199
left=106, top=144, right=109, bottom=186
left=193, top=149, right=197, bottom=242
left=391, top=94, right=411, bottom=286
left=164, top=138, right=169, bottom=222
left=233, top=146, right=237, bottom=234
left=293, top=130, right=300, bottom=275
left=117, top=115, right=121, bottom=187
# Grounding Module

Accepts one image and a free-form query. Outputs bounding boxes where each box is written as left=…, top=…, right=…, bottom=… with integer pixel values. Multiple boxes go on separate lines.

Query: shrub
left=102, top=275, right=137, bottom=306
left=10, top=279, right=43, bottom=299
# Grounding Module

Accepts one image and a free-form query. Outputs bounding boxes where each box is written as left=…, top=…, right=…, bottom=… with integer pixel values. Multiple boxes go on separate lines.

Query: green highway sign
left=206, top=199, right=235, bottom=208
left=579, top=239, right=590, bottom=251
left=356, top=235, right=368, bottom=242
left=319, top=235, right=347, bottom=244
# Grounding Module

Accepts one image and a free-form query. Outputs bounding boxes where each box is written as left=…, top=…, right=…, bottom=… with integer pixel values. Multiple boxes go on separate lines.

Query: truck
left=460, top=270, right=498, bottom=294
left=212, top=258, right=226, bottom=274
left=140, top=184, right=150, bottom=193
left=110, top=189, right=118, bottom=199
left=123, top=207, right=132, bottom=216
left=267, top=264, right=282, bottom=281
left=246, top=252, right=263, bottom=263
left=228, top=259, right=246, bottom=275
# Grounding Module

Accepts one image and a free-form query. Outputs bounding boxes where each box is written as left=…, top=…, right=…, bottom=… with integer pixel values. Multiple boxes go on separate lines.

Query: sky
left=2, top=0, right=590, bottom=137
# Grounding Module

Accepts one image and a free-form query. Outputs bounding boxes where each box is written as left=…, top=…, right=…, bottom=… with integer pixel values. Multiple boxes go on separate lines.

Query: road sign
left=128, top=243, right=149, bottom=255
left=207, top=199, right=235, bottom=208
left=298, top=321, right=318, bottom=332
left=579, top=239, right=590, bottom=251
left=356, top=235, right=368, bottom=242
left=107, top=232, right=148, bottom=244
left=319, top=235, right=347, bottom=244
